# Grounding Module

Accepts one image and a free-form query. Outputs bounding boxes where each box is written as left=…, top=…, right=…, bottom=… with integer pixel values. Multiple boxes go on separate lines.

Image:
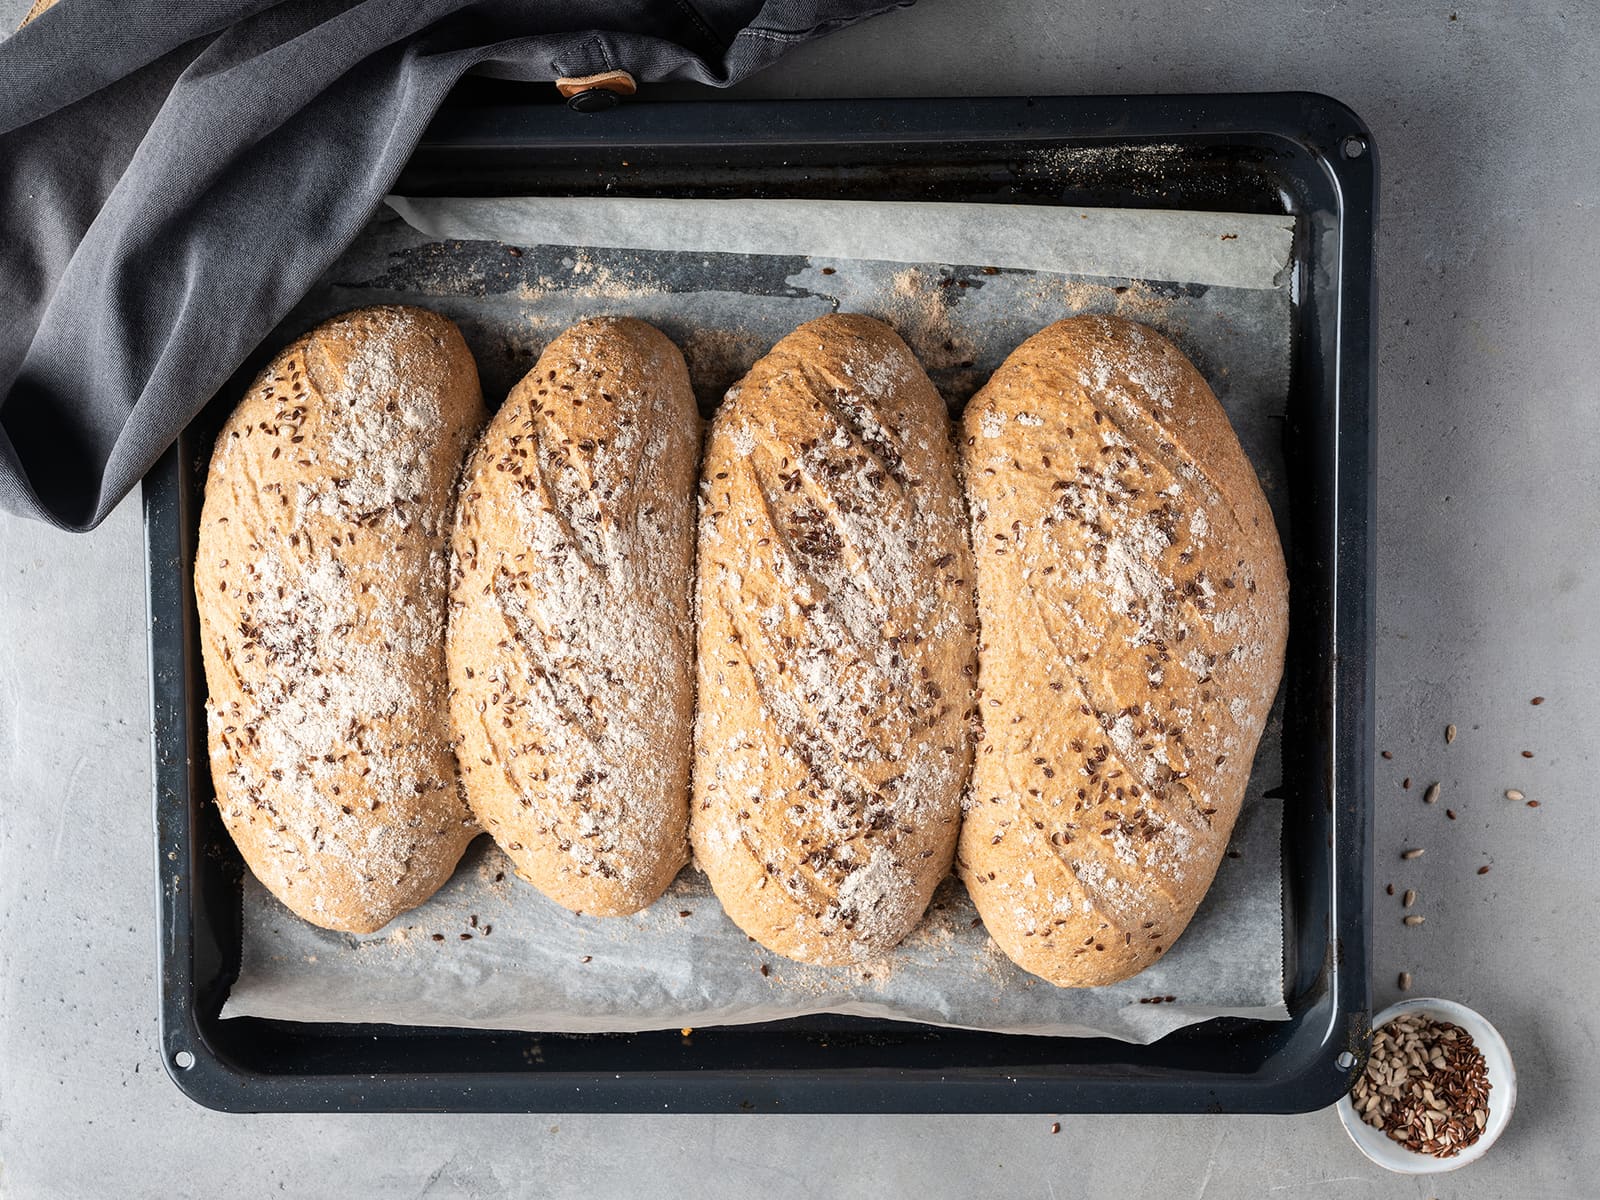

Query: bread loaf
left=196, top=305, right=486, bottom=933
left=958, top=315, right=1288, bottom=986
left=448, top=318, right=698, bottom=915
left=692, top=314, right=977, bottom=965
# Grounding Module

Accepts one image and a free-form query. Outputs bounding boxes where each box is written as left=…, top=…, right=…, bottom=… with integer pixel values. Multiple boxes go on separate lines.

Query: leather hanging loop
left=555, top=70, right=637, bottom=112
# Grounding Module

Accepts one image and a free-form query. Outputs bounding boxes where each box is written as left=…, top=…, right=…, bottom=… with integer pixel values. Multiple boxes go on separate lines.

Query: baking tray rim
left=144, top=89, right=1376, bottom=1115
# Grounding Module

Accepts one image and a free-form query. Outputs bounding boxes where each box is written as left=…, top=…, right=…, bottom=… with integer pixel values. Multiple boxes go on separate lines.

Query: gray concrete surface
left=2, top=0, right=1597, bottom=1196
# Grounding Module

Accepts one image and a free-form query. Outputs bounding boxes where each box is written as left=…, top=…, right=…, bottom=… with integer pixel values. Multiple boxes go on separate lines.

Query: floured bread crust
left=958, top=315, right=1288, bottom=986
left=196, top=306, right=486, bottom=933
left=692, top=314, right=978, bottom=965
left=448, top=318, right=699, bottom=915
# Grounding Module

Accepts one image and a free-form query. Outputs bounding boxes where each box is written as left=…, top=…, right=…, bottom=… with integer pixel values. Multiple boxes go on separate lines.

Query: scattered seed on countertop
left=1398, top=972, right=1412, bottom=991
left=1404, top=915, right=1426, bottom=926
left=580, top=955, right=592, bottom=963
left=1386, top=883, right=1396, bottom=895
left=1521, top=750, right=1534, bottom=758
left=1526, top=799, right=1541, bottom=808
left=1403, top=889, right=1417, bottom=907
left=1446, top=724, right=1457, bottom=744
left=1381, top=750, right=1394, bottom=760
left=1403, top=777, right=1413, bottom=789
left=1531, top=696, right=1545, bottom=705
left=1505, top=789, right=1525, bottom=801
left=1402, top=848, right=1425, bottom=860
left=1478, top=865, right=1491, bottom=875
left=1050, top=1122, right=1061, bottom=1134
left=1446, top=809, right=1457, bottom=820
left=1424, top=782, right=1441, bottom=804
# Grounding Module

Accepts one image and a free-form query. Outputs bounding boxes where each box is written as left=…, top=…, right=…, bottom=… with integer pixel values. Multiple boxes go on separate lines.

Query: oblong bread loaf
left=448, top=317, right=698, bottom=915
left=958, top=315, right=1288, bottom=986
left=693, top=313, right=978, bottom=965
left=196, top=305, right=486, bottom=933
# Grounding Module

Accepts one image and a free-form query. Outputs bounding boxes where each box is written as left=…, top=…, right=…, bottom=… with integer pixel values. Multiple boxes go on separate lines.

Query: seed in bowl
left=1350, top=1012, right=1491, bottom=1157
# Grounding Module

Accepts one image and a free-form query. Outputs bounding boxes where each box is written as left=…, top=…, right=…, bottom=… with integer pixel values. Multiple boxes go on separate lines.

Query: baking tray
left=144, top=92, right=1376, bottom=1114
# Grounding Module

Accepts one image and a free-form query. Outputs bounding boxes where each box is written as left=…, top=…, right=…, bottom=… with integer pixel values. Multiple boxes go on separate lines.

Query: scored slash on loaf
left=447, top=317, right=699, bottom=916
left=195, top=306, right=486, bottom=933
left=691, top=314, right=979, bottom=965
left=957, top=315, right=1288, bottom=987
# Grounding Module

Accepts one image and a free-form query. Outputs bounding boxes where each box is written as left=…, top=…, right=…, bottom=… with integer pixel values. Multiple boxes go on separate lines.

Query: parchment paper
left=388, top=197, right=1294, bottom=292
left=221, top=195, right=1296, bottom=1044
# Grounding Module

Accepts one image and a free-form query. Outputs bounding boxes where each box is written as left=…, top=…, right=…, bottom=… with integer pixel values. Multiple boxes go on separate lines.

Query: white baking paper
left=219, top=193, right=1296, bottom=1044
left=388, top=197, right=1294, bottom=293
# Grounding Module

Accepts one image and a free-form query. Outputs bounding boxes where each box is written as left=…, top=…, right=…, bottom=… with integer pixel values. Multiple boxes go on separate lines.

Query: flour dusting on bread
left=197, top=307, right=485, bottom=933
left=693, top=313, right=978, bottom=964
left=958, top=314, right=1287, bottom=986
left=448, top=317, right=698, bottom=916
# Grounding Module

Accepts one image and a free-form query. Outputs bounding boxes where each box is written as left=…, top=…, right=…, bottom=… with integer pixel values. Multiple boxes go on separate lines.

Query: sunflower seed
left=1402, top=848, right=1425, bottom=860
left=1446, top=724, right=1457, bottom=744
left=1505, top=789, right=1525, bottom=801
left=1424, top=782, right=1441, bottom=804
left=1404, top=915, right=1425, bottom=926
left=1403, top=889, right=1416, bottom=907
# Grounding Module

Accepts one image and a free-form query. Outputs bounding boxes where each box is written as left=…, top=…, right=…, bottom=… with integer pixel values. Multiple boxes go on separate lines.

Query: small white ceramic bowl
left=1337, top=997, right=1515, bottom=1174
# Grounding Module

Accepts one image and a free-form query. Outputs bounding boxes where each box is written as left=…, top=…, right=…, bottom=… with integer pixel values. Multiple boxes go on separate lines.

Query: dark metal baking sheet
left=145, top=91, right=1376, bottom=1114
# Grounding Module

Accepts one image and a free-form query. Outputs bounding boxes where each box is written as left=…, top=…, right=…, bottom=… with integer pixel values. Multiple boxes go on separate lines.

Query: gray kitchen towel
left=0, top=0, right=909, bottom=529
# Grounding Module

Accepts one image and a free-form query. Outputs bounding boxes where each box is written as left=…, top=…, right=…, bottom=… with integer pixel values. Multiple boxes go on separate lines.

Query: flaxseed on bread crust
left=692, top=313, right=978, bottom=965
left=448, top=317, right=699, bottom=916
left=958, top=315, right=1288, bottom=986
left=196, top=306, right=485, bottom=934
